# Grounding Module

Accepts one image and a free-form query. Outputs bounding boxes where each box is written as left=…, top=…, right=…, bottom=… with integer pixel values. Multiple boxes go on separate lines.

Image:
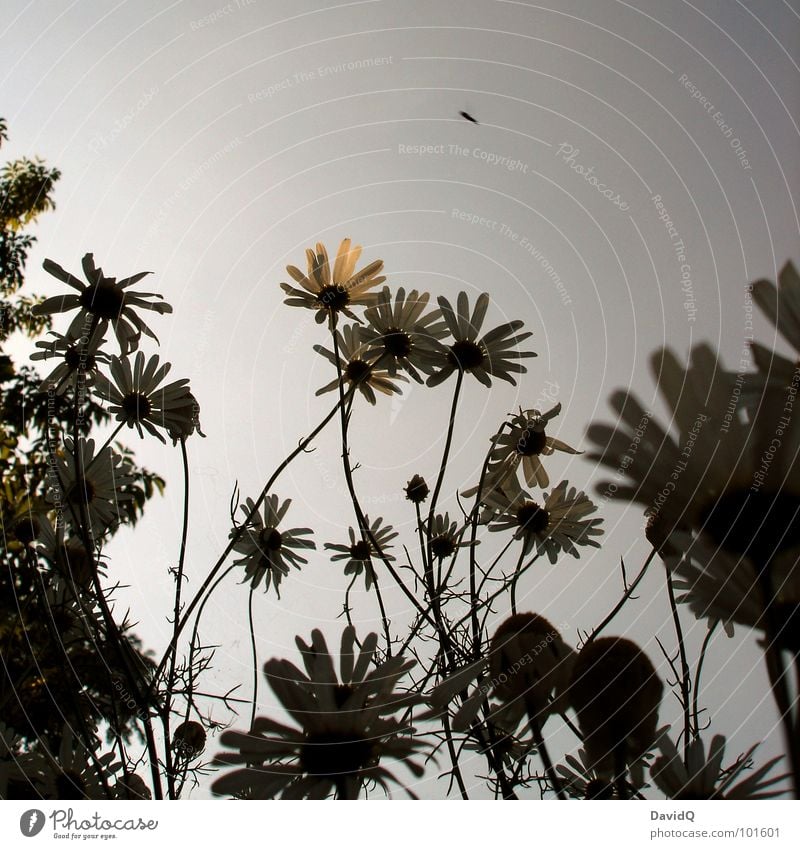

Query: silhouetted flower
left=404, top=474, right=429, bottom=504
left=50, top=438, right=135, bottom=539
left=212, top=627, right=426, bottom=799
left=360, top=286, right=447, bottom=381
left=33, top=253, right=172, bottom=354
left=325, top=516, right=397, bottom=590
left=650, top=728, right=787, bottom=799
left=556, top=748, right=619, bottom=799
left=162, top=389, right=205, bottom=444
left=314, top=323, right=406, bottom=405
left=487, top=478, right=602, bottom=562
left=37, top=726, right=121, bottom=799
left=427, top=512, right=473, bottom=560
left=426, top=292, right=535, bottom=387
left=587, top=344, right=800, bottom=639
left=568, top=637, right=663, bottom=782
left=30, top=325, right=108, bottom=394
left=230, top=496, right=315, bottom=595
left=749, top=261, right=800, bottom=388
left=96, top=352, right=197, bottom=444
left=172, top=721, right=207, bottom=760
left=484, top=404, right=581, bottom=489
left=114, top=773, right=152, bottom=800
left=281, top=238, right=385, bottom=325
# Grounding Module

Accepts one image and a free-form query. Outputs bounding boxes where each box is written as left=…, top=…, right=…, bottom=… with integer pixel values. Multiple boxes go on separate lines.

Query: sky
left=2, top=0, right=799, bottom=798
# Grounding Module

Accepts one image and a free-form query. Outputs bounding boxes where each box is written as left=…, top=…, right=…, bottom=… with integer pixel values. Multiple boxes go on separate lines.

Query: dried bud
left=172, top=720, right=207, bottom=758
left=404, top=474, right=429, bottom=504
left=569, top=637, right=663, bottom=778
left=488, top=613, right=574, bottom=722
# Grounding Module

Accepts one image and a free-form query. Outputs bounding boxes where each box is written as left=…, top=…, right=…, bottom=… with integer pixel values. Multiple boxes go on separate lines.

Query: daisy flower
left=359, top=286, right=448, bottom=381
left=487, top=405, right=581, bottom=489
left=426, top=292, right=536, bottom=388
left=556, top=747, right=618, bottom=799
left=230, top=496, right=315, bottom=595
left=427, top=512, right=474, bottom=560
left=96, top=352, right=198, bottom=443
left=487, top=478, right=603, bottom=563
left=587, top=345, right=800, bottom=635
left=651, top=727, right=787, bottom=799
left=404, top=474, right=429, bottom=504
left=50, top=438, right=135, bottom=539
left=280, top=238, right=385, bottom=326
left=313, top=323, right=406, bottom=405
left=33, top=253, right=172, bottom=354
left=30, top=325, right=108, bottom=395
left=37, top=726, right=121, bottom=799
left=162, top=389, right=205, bottom=444
left=668, top=530, right=800, bottom=645
left=211, top=627, right=427, bottom=800
left=325, top=516, right=397, bottom=590
left=568, top=637, right=663, bottom=782
left=749, top=261, right=800, bottom=388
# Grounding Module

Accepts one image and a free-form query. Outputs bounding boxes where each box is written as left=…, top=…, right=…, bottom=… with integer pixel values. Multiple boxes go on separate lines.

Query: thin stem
left=692, top=622, right=717, bottom=736
left=664, top=561, right=692, bottom=761
left=248, top=587, right=258, bottom=729
left=148, top=388, right=354, bottom=698
left=527, top=705, right=566, bottom=800
left=509, top=547, right=525, bottom=616
left=162, top=437, right=191, bottom=798
left=586, top=547, right=657, bottom=645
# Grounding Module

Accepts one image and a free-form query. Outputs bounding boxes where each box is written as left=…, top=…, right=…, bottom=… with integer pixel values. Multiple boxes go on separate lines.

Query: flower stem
left=663, top=561, right=693, bottom=763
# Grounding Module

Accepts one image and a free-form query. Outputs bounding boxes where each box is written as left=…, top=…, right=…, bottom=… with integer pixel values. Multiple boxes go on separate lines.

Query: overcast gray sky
left=3, top=0, right=799, bottom=798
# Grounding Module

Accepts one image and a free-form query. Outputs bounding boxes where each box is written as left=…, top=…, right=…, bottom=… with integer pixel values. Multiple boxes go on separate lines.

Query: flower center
left=317, top=284, right=350, bottom=312
left=79, top=280, right=124, bottom=320
left=259, top=527, right=283, bottom=551
left=431, top=535, right=456, bottom=559
left=349, top=541, right=371, bottom=560
left=12, top=515, right=40, bottom=545
left=300, top=731, right=374, bottom=780
left=383, top=328, right=412, bottom=358
left=68, top=478, right=96, bottom=505
left=64, top=347, right=96, bottom=371
left=700, top=490, right=800, bottom=563
left=448, top=339, right=485, bottom=371
left=121, top=392, right=152, bottom=421
left=515, top=501, right=550, bottom=534
left=345, top=359, right=372, bottom=383
left=334, top=684, right=355, bottom=708
left=516, top=428, right=547, bottom=456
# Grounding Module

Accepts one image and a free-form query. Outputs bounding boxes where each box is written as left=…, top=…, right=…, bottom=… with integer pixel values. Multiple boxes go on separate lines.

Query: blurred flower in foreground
left=650, top=728, right=788, bottom=800
left=281, top=238, right=385, bottom=326
left=749, top=261, right=800, bottom=389
left=38, top=726, right=121, bottom=799
left=314, top=323, right=406, bottom=405
left=231, top=496, right=315, bottom=595
left=360, top=286, right=448, bottom=381
left=325, top=516, right=397, bottom=590
left=428, top=613, right=574, bottom=737
left=211, top=627, right=426, bottom=799
left=568, top=637, right=663, bottom=787
left=587, top=344, right=800, bottom=641
left=487, top=478, right=603, bottom=563
left=426, top=292, right=536, bottom=388
left=97, top=352, right=197, bottom=443
left=33, top=253, right=172, bottom=354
